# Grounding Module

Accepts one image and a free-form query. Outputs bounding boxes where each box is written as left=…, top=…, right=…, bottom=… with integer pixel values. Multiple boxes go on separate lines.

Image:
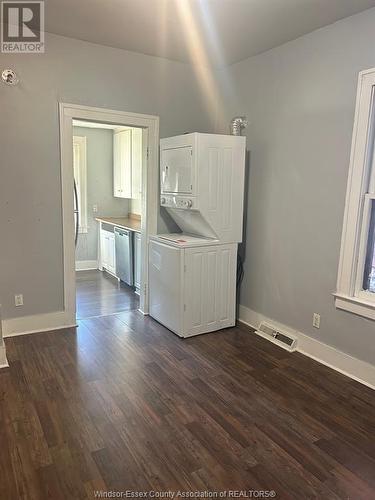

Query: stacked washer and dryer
left=149, top=132, right=246, bottom=338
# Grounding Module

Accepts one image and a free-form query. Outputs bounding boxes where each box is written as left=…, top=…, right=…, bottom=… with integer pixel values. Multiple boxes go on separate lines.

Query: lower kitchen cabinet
left=134, top=232, right=141, bottom=294
left=98, top=222, right=141, bottom=292
left=100, top=229, right=116, bottom=276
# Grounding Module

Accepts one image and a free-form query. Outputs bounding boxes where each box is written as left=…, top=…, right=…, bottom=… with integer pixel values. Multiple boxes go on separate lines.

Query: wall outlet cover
left=15, top=294, right=23, bottom=307
left=313, top=313, right=321, bottom=329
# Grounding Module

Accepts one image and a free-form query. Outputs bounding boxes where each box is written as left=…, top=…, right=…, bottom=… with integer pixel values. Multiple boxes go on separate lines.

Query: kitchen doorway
left=60, top=103, right=159, bottom=326
left=72, top=120, right=143, bottom=319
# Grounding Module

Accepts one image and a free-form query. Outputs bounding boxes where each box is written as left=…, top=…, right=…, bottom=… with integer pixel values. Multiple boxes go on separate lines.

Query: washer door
left=149, top=240, right=183, bottom=336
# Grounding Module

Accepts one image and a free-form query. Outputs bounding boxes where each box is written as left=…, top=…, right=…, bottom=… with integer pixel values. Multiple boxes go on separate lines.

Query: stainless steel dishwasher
left=114, top=227, right=134, bottom=286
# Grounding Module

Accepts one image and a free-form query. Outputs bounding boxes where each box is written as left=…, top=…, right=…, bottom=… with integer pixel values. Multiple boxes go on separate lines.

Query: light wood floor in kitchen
left=76, top=270, right=139, bottom=319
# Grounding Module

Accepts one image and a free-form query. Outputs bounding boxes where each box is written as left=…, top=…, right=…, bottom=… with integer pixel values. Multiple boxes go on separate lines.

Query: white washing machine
left=149, top=234, right=237, bottom=338
left=149, top=133, right=246, bottom=338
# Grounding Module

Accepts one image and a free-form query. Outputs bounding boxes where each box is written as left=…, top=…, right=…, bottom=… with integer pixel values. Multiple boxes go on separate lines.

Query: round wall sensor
left=2, top=69, right=19, bottom=86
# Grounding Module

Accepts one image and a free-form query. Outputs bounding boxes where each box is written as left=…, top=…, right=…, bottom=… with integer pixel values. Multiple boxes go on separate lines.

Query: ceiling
left=45, top=0, right=375, bottom=67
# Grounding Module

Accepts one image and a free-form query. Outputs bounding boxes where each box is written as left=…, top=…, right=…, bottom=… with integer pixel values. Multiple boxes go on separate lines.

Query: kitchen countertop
left=95, top=216, right=141, bottom=233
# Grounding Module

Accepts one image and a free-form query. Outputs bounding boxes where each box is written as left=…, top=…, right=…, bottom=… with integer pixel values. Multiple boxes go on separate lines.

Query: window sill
left=334, top=293, right=375, bottom=321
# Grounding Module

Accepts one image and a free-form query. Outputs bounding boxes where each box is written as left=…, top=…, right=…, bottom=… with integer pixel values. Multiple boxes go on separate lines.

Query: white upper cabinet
left=114, top=129, right=132, bottom=198
left=113, top=128, right=142, bottom=199
left=131, top=127, right=142, bottom=200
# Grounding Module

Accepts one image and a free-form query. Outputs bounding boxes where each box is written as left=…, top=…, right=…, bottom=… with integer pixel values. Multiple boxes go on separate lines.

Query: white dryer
left=160, top=133, right=246, bottom=243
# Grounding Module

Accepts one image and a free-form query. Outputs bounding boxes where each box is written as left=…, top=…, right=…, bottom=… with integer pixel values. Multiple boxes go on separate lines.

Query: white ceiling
left=45, top=0, right=375, bottom=66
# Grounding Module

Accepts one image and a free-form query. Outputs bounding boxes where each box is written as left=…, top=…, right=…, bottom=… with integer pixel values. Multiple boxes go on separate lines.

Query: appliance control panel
left=160, top=195, right=197, bottom=210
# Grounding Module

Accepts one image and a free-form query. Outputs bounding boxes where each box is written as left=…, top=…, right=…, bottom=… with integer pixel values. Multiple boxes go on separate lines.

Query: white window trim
left=335, top=68, right=375, bottom=320
left=73, top=135, right=88, bottom=234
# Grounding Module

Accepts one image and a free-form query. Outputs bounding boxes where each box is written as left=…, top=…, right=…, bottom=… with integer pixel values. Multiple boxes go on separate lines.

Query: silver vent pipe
left=230, top=116, right=248, bottom=136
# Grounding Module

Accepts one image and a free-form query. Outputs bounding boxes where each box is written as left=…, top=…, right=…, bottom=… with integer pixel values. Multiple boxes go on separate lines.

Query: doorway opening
left=73, top=120, right=143, bottom=319
left=60, top=104, right=159, bottom=326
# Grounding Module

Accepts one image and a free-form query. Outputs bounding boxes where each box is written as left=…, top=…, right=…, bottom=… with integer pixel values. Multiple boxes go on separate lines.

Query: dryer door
left=161, top=146, right=193, bottom=194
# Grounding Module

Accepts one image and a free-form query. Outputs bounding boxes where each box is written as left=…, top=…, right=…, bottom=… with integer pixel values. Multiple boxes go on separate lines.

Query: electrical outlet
left=15, top=294, right=23, bottom=307
left=313, top=313, right=320, bottom=329
left=93, top=204, right=98, bottom=213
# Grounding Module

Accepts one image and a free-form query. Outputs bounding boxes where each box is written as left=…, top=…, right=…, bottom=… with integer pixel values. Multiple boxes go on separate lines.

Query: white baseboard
left=3, top=311, right=77, bottom=338
left=239, top=305, right=375, bottom=391
left=75, top=260, right=98, bottom=271
left=0, top=344, right=9, bottom=368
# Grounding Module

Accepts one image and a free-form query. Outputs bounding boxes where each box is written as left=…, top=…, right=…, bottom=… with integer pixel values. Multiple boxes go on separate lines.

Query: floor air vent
left=255, top=322, right=297, bottom=352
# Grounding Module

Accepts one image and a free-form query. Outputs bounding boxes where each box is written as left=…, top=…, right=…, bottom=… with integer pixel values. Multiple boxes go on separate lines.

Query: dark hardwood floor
left=76, top=270, right=139, bottom=319
left=1, top=311, right=375, bottom=499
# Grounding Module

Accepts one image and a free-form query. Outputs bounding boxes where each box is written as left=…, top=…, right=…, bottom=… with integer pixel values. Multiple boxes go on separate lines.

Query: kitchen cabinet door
left=113, top=129, right=132, bottom=198
left=100, top=229, right=116, bottom=276
left=107, top=233, right=116, bottom=275
left=131, top=128, right=142, bottom=200
left=101, top=231, right=109, bottom=270
left=134, top=232, right=141, bottom=293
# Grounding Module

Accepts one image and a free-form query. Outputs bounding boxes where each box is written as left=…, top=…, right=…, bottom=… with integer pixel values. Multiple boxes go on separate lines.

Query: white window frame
left=73, top=135, right=88, bottom=234
left=335, top=68, right=375, bottom=320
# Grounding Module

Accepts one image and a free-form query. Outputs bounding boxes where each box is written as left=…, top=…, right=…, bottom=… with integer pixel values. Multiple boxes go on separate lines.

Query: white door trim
left=60, top=103, right=159, bottom=322
left=0, top=344, right=9, bottom=368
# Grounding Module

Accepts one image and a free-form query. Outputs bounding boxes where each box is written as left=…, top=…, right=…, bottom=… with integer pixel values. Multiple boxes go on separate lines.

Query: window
left=336, top=68, right=375, bottom=320
left=73, top=136, right=88, bottom=233
left=362, top=203, right=375, bottom=293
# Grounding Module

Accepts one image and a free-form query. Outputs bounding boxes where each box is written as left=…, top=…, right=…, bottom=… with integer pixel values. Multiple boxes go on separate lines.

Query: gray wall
left=73, top=126, right=129, bottom=263
left=0, top=32, right=215, bottom=320
left=2, top=8, right=374, bottom=368
left=216, top=8, right=375, bottom=365
left=130, top=198, right=142, bottom=216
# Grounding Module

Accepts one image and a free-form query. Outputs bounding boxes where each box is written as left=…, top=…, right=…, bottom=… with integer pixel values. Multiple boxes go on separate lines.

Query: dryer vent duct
left=230, top=116, right=248, bottom=136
